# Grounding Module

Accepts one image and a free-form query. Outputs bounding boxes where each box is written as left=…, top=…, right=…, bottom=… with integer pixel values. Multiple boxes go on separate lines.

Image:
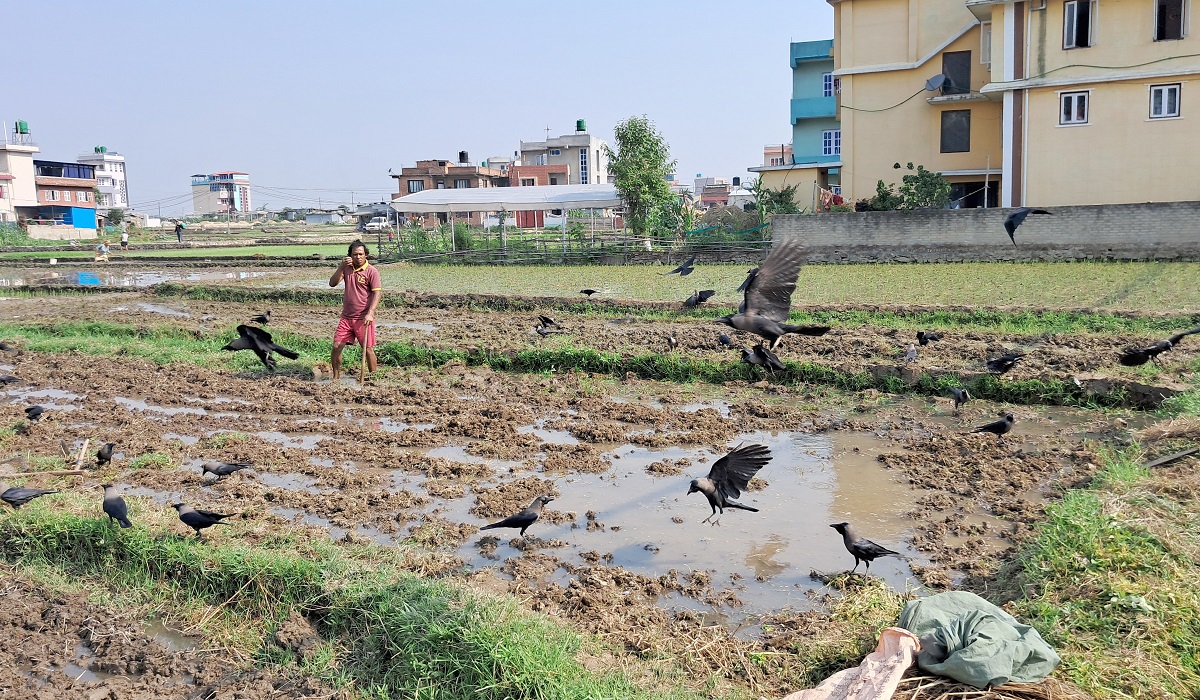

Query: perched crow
left=479, top=495, right=554, bottom=537
left=172, top=503, right=237, bottom=537
left=249, top=309, right=271, bottom=325
left=971, top=413, right=1015, bottom=437
left=716, top=241, right=829, bottom=350
left=830, top=522, right=902, bottom=574
left=948, top=387, right=971, bottom=412
left=0, top=374, right=20, bottom=385
left=666, top=334, right=678, bottom=351
left=200, top=460, right=252, bottom=479
left=96, top=443, right=115, bottom=467
left=916, top=331, right=941, bottom=346
left=24, top=405, right=45, bottom=422
left=666, top=255, right=697, bottom=276
left=736, top=268, right=759, bottom=295
left=903, top=345, right=918, bottom=364
left=0, top=482, right=57, bottom=509
left=221, top=324, right=300, bottom=370
left=741, top=344, right=785, bottom=371
left=101, top=484, right=132, bottom=529
left=579, top=289, right=598, bottom=297
left=688, top=443, right=772, bottom=525
left=1003, top=207, right=1052, bottom=244
left=718, top=333, right=736, bottom=348
left=987, top=352, right=1025, bottom=374
left=684, top=289, right=716, bottom=309
left=537, top=315, right=559, bottom=328
left=1118, top=326, right=1200, bottom=366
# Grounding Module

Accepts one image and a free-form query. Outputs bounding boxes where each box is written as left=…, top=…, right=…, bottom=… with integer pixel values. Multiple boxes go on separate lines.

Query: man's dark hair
left=348, top=240, right=368, bottom=256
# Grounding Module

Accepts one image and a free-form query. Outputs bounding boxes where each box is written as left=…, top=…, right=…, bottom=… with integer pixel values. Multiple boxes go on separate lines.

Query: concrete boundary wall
left=772, top=202, right=1200, bottom=263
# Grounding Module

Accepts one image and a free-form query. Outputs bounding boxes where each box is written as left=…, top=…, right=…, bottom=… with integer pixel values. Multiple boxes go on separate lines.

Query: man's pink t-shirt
left=341, top=263, right=382, bottom=319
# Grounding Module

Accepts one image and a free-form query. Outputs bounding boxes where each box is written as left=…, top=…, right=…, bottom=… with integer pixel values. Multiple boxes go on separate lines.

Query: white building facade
left=518, top=122, right=611, bottom=186
left=77, top=147, right=129, bottom=209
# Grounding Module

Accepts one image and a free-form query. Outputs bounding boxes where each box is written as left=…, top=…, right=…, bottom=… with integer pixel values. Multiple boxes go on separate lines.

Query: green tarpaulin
left=898, top=591, right=1060, bottom=689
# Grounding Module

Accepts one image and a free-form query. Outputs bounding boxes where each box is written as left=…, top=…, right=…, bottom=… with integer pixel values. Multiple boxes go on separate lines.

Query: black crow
left=96, top=443, right=115, bottom=467
left=1118, top=326, right=1200, bottom=366
left=903, top=345, right=918, bottom=364
left=830, top=522, right=902, bottom=574
left=0, top=374, right=20, bottom=385
left=537, top=315, right=559, bottom=328
left=479, top=495, right=554, bottom=537
left=0, top=340, right=19, bottom=355
left=1003, top=207, right=1052, bottom=244
left=718, top=333, right=736, bottom=348
left=101, top=484, right=132, bottom=528
left=736, top=268, right=759, bottom=294
left=716, top=240, right=829, bottom=350
left=172, top=503, right=237, bottom=538
left=916, top=331, right=941, bottom=346
left=948, top=387, right=971, bottom=412
left=200, top=460, right=252, bottom=479
left=684, top=289, right=716, bottom=309
left=987, top=352, right=1025, bottom=374
left=971, top=413, right=1015, bottom=437
left=666, top=334, right=678, bottom=351
left=24, top=405, right=45, bottom=422
left=249, top=310, right=271, bottom=325
left=666, top=255, right=697, bottom=276
left=688, top=443, right=772, bottom=525
left=221, top=325, right=300, bottom=370
left=580, top=289, right=597, bottom=297
left=0, top=482, right=57, bottom=509
left=535, top=326, right=564, bottom=337
left=741, top=344, right=785, bottom=371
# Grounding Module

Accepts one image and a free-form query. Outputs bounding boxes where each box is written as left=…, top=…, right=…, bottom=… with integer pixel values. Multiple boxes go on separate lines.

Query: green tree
left=748, top=180, right=801, bottom=216
left=604, top=115, right=677, bottom=237
left=106, top=208, right=126, bottom=226
left=894, top=162, right=951, bottom=209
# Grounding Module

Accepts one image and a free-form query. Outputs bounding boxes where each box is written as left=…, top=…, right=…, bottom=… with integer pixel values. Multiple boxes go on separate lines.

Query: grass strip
left=0, top=503, right=699, bottom=700
left=1007, top=447, right=1200, bottom=699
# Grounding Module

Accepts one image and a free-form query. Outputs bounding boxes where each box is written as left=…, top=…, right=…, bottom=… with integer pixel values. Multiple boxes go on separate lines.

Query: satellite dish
left=924, top=74, right=949, bottom=92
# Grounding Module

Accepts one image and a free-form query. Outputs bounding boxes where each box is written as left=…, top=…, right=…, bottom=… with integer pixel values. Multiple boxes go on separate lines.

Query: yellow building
left=830, top=0, right=1200, bottom=207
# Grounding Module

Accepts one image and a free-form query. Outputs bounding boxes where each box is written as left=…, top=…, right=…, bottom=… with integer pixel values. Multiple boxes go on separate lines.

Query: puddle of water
left=517, top=419, right=579, bottom=446
left=425, top=445, right=524, bottom=469
left=462, top=431, right=924, bottom=616
left=162, top=432, right=200, bottom=445
left=256, top=431, right=327, bottom=450
left=376, top=320, right=438, bottom=333
left=136, top=302, right=190, bottom=318
left=270, top=506, right=396, bottom=546
left=679, top=400, right=732, bottom=418
left=0, top=266, right=289, bottom=288
left=257, top=471, right=322, bottom=492
left=64, top=642, right=118, bottom=683
left=144, top=619, right=199, bottom=653
left=115, top=396, right=206, bottom=418
left=5, top=387, right=82, bottom=402
left=124, top=486, right=178, bottom=505
left=376, top=417, right=436, bottom=433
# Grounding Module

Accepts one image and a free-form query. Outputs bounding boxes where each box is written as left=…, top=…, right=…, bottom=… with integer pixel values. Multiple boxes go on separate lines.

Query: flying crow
left=716, top=240, right=829, bottom=350
left=1118, top=326, right=1200, bottom=366
left=741, top=344, right=785, bottom=371
left=222, top=324, right=300, bottom=370
left=666, top=255, right=697, bottom=276
left=916, top=331, right=941, bottom=346
left=688, top=443, right=772, bottom=526
left=1003, top=207, right=1052, bottom=244
left=684, top=289, right=716, bottom=309
left=580, top=289, right=597, bottom=297
left=987, top=352, right=1025, bottom=374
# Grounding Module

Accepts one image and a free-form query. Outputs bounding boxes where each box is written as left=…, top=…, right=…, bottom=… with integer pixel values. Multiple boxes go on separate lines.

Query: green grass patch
left=1008, top=447, right=1200, bottom=698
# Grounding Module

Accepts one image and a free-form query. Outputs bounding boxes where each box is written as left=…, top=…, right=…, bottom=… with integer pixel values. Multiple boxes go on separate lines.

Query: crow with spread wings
left=687, top=443, right=772, bottom=526
left=716, top=240, right=828, bottom=349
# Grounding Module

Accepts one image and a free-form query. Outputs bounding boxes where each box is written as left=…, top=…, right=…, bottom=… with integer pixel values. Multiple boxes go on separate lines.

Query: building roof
left=0, top=174, right=13, bottom=180
left=391, top=184, right=621, bottom=213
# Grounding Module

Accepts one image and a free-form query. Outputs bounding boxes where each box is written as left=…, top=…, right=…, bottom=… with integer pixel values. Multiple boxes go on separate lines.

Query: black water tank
left=458, top=151, right=469, bottom=164
left=732, top=177, right=741, bottom=187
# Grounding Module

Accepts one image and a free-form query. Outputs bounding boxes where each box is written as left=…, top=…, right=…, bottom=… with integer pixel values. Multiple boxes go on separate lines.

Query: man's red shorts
left=334, top=317, right=375, bottom=348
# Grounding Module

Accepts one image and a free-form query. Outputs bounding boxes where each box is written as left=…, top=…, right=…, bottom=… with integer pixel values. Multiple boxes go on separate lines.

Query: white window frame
left=980, top=22, right=992, bottom=64
left=1063, top=0, right=1097, bottom=49
left=549, top=148, right=561, bottom=156
left=46, top=189, right=59, bottom=202
left=822, top=72, right=834, bottom=97
left=519, top=177, right=536, bottom=186
left=0, top=184, right=6, bottom=199
left=454, top=178, right=470, bottom=189
left=1154, top=0, right=1188, bottom=41
left=1059, top=90, right=1090, bottom=125
left=407, top=179, right=424, bottom=193
left=822, top=129, right=841, bottom=156
left=1150, top=83, right=1181, bottom=119
left=579, top=148, right=589, bottom=185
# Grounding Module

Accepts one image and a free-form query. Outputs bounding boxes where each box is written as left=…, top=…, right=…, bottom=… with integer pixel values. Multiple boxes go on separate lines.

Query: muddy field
left=0, top=291, right=1174, bottom=697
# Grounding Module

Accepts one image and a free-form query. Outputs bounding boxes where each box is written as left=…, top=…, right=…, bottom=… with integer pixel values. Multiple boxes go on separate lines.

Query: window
left=770, top=157, right=784, bottom=166
left=579, top=148, right=589, bottom=185
left=519, top=177, right=536, bottom=186
left=549, top=149, right=561, bottom=156
left=822, top=129, right=841, bottom=156
left=1060, top=91, right=1089, bottom=124
left=549, top=176, right=559, bottom=185
left=1064, top=0, right=1095, bottom=49
left=454, top=178, right=470, bottom=188
left=940, top=110, right=971, bottom=152
left=830, top=185, right=842, bottom=196
left=0, top=185, right=6, bottom=199
left=980, top=22, right=992, bottom=64
left=407, top=179, right=424, bottom=193
left=942, top=51, right=972, bottom=94
left=534, top=154, right=547, bottom=165
left=65, top=191, right=74, bottom=202
left=822, top=72, right=834, bottom=97
left=46, top=190, right=59, bottom=202
left=1150, top=83, right=1181, bottom=118
left=1156, top=0, right=1185, bottom=40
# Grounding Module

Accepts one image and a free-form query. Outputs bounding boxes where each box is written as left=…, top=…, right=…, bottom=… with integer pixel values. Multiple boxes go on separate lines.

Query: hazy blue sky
left=8, top=1, right=833, bottom=214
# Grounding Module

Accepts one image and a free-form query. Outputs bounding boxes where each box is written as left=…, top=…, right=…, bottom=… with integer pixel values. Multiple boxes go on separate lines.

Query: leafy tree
left=106, top=208, right=126, bottom=226
left=894, top=162, right=951, bottom=209
left=604, top=116, right=677, bottom=237
left=748, top=180, right=801, bottom=216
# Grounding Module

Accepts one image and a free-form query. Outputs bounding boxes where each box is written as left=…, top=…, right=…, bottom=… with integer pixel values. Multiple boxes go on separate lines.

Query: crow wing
left=697, top=289, right=716, bottom=303
left=1167, top=325, right=1200, bottom=346
left=741, top=241, right=804, bottom=323
left=736, top=268, right=758, bottom=294
left=705, top=443, right=771, bottom=501
left=667, top=256, right=697, bottom=275
left=193, top=508, right=236, bottom=520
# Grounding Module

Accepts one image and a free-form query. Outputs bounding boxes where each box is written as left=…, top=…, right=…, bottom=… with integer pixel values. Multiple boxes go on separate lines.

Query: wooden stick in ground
left=359, top=323, right=372, bottom=384
left=75, top=439, right=90, bottom=469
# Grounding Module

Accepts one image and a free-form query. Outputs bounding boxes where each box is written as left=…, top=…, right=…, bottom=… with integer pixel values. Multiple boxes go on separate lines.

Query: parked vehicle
left=364, top=216, right=389, bottom=231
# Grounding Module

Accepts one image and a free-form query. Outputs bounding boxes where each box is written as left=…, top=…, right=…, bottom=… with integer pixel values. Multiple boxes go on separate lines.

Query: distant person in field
left=329, top=240, right=381, bottom=380
left=174, top=220, right=184, bottom=243
left=120, top=224, right=129, bottom=250
left=94, top=241, right=110, bottom=263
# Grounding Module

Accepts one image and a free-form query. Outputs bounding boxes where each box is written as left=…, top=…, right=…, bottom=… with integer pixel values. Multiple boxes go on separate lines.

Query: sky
left=8, top=1, right=833, bottom=215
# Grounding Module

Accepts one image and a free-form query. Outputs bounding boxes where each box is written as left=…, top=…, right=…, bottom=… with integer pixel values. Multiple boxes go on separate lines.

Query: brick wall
left=772, top=202, right=1200, bottom=263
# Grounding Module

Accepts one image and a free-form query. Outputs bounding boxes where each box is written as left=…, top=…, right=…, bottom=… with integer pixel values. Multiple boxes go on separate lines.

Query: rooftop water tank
left=576, top=119, right=587, bottom=133
left=16, top=120, right=29, bottom=134
left=458, top=150, right=469, bottom=164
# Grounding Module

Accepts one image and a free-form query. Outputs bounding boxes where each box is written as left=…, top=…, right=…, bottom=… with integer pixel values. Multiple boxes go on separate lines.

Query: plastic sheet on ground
left=781, top=627, right=921, bottom=700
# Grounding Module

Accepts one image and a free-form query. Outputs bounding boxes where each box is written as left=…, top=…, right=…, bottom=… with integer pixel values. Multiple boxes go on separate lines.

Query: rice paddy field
left=0, top=257, right=1198, bottom=699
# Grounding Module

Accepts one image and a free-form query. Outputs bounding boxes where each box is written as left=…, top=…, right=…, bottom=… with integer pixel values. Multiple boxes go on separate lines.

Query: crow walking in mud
left=666, top=334, right=678, bottom=351
left=948, top=387, right=971, bottom=413
left=480, top=495, right=554, bottom=537
left=24, top=405, right=46, bottom=422
left=172, top=503, right=237, bottom=537
left=1003, top=207, right=1052, bottom=244
left=716, top=240, right=829, bottom=350
left=971, top=413, right=1015, bottom=437
left=535, top=325, right=564, bottom=337
left=200, top=460, right=252, bottom=479
left=0, top=482, right=57, bottom=509
left=96, top=443, right=115, bottom=468
left=0, top=374, right=20, bottom=385
left=666, top=255, right=696, bottom=276
left=741, top=344, right=785, bottom=372
left=688, top=443, right=772, bottom=525
left=537, top=315, right=559, bottom=329
left=830, top=522, right=902, bottom=574
left=1118, top=326, right=1200, bottom=366
left=101, top=484, right=132, bottom=528
left=986, top=352, right=1025, bottom=374
left=718, top=333, right=736, bottom=348
left=684, top=289, right=716, bottom=309
left=221, top=324, right=299, bottom=370
left=249, top=310, right=271, bottom=325
left=916, top=331, right=941, bottom=346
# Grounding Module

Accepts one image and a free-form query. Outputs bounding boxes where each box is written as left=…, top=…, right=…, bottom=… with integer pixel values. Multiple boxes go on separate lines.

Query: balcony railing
left=791, top=96, right=837, bottom=122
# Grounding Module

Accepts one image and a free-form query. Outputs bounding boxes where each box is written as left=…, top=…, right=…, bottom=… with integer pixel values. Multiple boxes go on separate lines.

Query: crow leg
left=701, top=506, right=719, bottom=525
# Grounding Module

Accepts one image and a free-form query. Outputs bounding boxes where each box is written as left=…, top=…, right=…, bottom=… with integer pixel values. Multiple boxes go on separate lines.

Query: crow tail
left=780, top=324, right=831, bottom=337
left=725, top=501, right=759, bottom=513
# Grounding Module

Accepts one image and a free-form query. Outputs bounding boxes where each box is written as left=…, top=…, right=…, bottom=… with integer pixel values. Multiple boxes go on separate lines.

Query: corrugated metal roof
left=391, top=184, right=621, bottom=212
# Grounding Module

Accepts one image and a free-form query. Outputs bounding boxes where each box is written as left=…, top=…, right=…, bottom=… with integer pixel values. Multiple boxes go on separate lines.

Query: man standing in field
left=329, top=240, right=381, bottom=380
